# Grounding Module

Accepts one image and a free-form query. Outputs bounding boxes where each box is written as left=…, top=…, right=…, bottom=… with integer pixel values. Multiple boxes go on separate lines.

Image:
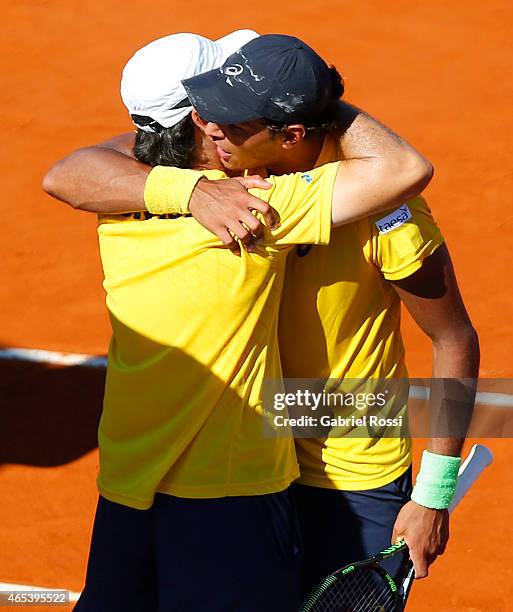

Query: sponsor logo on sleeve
left=375, top=204, right=412, bottom=234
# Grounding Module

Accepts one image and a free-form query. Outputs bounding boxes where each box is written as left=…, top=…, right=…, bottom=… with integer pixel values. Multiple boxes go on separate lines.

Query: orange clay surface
left=1, top=1, right=513, bottom=610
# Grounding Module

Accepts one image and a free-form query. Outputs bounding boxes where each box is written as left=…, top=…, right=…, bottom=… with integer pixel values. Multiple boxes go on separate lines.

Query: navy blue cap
left=182, top=34, right=336, bottom=124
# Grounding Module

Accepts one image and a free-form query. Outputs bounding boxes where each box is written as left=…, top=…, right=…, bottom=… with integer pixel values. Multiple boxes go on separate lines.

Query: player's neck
left=267, top=133, right=324, bottom=175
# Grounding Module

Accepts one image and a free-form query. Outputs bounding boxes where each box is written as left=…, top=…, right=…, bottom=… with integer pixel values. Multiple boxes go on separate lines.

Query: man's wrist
left=411, top=450, right=461, bottom=510
left=144, top=166, right=207, bottom=215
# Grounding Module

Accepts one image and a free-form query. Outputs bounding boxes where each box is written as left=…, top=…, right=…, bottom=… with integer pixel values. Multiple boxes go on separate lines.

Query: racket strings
left=302, top=567, right=398, bottom=612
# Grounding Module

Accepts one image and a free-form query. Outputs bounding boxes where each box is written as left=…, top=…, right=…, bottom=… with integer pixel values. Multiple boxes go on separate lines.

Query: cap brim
left=182, top=69, right=263, bottom=124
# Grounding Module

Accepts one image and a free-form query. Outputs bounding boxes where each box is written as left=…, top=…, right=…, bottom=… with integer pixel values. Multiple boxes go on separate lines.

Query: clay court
left=2, top=0, right=513, bottom=610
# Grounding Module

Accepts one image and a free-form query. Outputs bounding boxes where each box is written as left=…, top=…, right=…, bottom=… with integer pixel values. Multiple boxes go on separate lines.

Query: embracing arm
left=42, top=133, right=275, bottom=249
left=43, top=104, right=432, bottom=242
left=190, top=102, right=434, bottom=233
left=42, top=133, right=150, bottom=213
left=390, top=243, right=479, bottom=578
left=330, top=102, right=433, bottom=226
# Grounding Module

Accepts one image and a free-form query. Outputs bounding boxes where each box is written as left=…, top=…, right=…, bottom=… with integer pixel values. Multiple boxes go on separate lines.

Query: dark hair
left=132, top=113, right=196, bottom=168
left=265, top=65, right=344, bottom=137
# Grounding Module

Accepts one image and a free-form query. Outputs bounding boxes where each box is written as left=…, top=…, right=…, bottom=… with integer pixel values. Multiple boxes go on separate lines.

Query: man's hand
left=189, top=175, right=277, bottom=255
left=392, top=500, right=449, bottom=579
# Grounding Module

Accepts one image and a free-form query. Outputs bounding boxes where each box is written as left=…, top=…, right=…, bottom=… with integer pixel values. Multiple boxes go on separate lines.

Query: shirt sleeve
left=369, top=196, right=445, bottom=280
left=249, top=162, right=339, bottom=246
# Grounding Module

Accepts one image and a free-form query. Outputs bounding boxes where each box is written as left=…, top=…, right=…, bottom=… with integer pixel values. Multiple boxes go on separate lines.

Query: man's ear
left=191, top=110, right=225, bottom=139
left=281, top=124, right=307, bottom=149
left=191, top=110, right=207, bottom=131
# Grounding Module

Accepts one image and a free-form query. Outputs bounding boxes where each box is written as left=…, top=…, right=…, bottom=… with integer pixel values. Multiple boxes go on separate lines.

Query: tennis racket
left=299, top=444, right=493, bottom=612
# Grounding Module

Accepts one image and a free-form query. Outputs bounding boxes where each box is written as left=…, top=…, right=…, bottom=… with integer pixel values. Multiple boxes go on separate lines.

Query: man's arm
left=42, top=133, right=151, bottom=213
left=43, top=103, right=433, bottom=243
left=330, top=103, right=433, bottom=226
left=389, top=243, right=480, bottom=578
left=190, top=102, right=433, bottom=230
left=42, top=133, right=276, bottom=251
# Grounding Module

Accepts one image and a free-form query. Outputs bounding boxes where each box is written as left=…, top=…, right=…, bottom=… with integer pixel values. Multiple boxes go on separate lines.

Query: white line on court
left=409, top=385, right=513, bottom=407
left=0, top=350, right=510, bottom=600
left=0, top=582, right=81, bottom=602
left=1, top=347, right=512, bottom=407
left=0, top=347, right=107, bottom=368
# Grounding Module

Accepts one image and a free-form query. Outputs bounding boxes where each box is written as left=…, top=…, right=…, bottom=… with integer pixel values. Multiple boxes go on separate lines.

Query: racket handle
left=449, top=444, right=493, bottom=513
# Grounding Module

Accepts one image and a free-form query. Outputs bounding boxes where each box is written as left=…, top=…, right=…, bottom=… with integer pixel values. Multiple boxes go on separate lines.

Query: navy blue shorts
left=74, top=489, right=302, bottom=612
left=293, top=467, right=413, bottom=596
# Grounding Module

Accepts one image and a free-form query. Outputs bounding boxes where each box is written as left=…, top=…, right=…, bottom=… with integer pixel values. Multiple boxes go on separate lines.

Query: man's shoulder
left=315, top=131, right=343, bottom=166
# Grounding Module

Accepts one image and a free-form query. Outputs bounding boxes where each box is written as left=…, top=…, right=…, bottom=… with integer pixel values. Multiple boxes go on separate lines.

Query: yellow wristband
left=144, top=166, right=207, bottom=216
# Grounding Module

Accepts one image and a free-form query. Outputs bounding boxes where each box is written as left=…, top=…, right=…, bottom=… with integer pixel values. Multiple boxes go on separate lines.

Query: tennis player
left=44, top=33, right=433, bottom=611
left=176, top=35, right=479, bottom=589
left=179, top=35, right=479, bottom=589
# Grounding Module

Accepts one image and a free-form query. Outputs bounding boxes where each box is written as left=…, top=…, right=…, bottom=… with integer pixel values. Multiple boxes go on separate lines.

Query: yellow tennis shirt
left=279, top=135, right=445, bottom=490
left=96, top=164, right=338, bottom=509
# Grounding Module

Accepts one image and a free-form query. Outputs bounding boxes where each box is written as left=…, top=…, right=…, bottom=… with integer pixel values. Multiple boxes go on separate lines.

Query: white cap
left=120, top=30, right=259, bottom=132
